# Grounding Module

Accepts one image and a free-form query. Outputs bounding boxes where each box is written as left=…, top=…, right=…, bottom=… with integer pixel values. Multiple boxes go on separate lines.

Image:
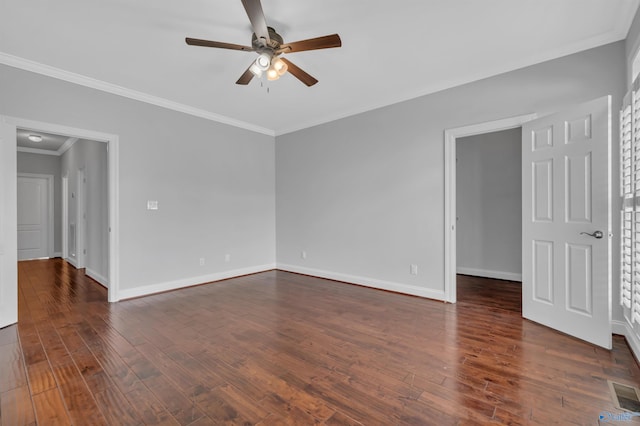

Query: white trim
left=444, top=113, right=538, bottom=303
left=61, top=174, right=68, bottom=260
left=117, top=264, right=276, bottom=300
left=0, top=53, right=275, bottom=137
left=53, top=252, right=62, bottom=258
left=277, top=263, right=446, bottom=301
left=274, top=19, right=636, bottom=136
left=1, top=18, right=632, bottom=139
left=76, top=168, right=86, bottom=269
left=16, top=137, right=78, bottom=157
left=4, top=115, right=121, bottom=303
left=66, top=256, right=78, bottom=269
left=17, top=146, right=60, bottom=156
left=17, top=173, right=55, bottom=259
left=86, top=267, right=108, bottom=288
left=58, top=137, right=78, bottom=155
left=612, top=320, right=640, bottom=363
left=108, top=136, right=120, bottom=302
left=456, top=267, right=522, bottom=282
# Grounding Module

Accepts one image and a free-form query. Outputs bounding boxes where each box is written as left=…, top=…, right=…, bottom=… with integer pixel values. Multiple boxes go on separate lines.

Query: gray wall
left=16, top=151, right=62, bottom=255
left=456, top=128, right=522, bottom=281
left=1, top=37, right=628, bottom=309
left=0, top=64, right=276, bottom=295
left=276, top=41, right=625, bottom=301
left=61, top=139, right=109, bottom=283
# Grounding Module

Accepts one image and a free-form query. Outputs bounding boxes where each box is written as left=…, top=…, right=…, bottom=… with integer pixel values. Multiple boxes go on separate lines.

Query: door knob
left=580, top=230, right=603, bottom=239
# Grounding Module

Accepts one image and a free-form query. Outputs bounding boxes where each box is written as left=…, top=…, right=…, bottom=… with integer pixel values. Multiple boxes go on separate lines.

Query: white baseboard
left=86, top=268, right=108, bottom=288
left=277, top=263, right=446, bottom=301
left=66, top=257, right=78, bottom=268
left=456, top=266, right=522, bottom=282
left=116, top=263, right=277, bottom=301
left=612, top=319, right=640, bottom=362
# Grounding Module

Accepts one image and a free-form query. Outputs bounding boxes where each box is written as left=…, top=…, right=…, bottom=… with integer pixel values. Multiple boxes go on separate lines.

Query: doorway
left=4, top=116, right=121, bottom=303
left=455, top=127, right=523, bottom=305
left=444, top=113, right=537, bottom=303
left=445, top=97, right=612, bottom=349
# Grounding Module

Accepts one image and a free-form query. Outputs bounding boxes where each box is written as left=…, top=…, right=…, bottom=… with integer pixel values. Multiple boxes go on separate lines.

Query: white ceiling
left=16, top=129, right=73, bottom=153
left=2, top=0, right=638, bottom=135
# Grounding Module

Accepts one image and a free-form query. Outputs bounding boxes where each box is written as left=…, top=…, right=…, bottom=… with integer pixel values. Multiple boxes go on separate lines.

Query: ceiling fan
left=185, top=0, right=342, bottom=87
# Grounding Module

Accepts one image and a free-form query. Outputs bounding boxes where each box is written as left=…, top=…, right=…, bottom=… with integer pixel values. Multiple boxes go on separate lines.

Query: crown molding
left=17, top=146, right=60, bottom=156
left=58, top=137, right=78, bottom=155
left=0, top=52, right=275, bottom=137
left=274, top=16, right=636, bottom=136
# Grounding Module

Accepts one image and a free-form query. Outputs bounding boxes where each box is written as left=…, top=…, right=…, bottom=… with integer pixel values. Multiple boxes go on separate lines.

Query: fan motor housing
left=252, top=27, right=283, bottom=53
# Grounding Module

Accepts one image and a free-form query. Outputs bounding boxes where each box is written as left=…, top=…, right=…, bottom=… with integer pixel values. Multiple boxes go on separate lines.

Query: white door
left=0, top=120, right=18, bottom=328
left=522, top=96, right=611, bottom=349
left=17, top=176, right=50, bottom=260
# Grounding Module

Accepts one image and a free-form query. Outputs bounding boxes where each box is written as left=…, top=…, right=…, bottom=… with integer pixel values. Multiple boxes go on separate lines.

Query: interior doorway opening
left=455, top=127, right=523, bottom=308
left=6, top=116, right=120, bottom=303
left=444, top=113, right=537, bottom=304
left=17, top=129, right=111, bottom=291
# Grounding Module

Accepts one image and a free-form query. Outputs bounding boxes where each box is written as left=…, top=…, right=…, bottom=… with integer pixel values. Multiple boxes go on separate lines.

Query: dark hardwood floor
left=1, top=259, right=639, bottom=425
left=456, top=274, right=522, bottom=314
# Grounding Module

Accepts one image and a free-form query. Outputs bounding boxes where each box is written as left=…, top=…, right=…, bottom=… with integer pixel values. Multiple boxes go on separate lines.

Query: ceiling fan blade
left=186, top=37, right=254, bottom=51
left=236, top=65, right=255, bottom=85
left=241, top=0, right=270, bottom=45
left=278, top=34, right=341, bottom=53
left=280, top=58, right=318, bottom=87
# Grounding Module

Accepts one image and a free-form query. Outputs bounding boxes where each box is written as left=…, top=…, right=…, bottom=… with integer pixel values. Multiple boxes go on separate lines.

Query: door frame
left=62, top=174, right=68, bottom=259
left=17, top=173, right=54, bottom=259
left=5, top=115, right=121, bottom=302
left=444, top=113, right=537, bottom=303
left=76, top=168, right=86, bottom=269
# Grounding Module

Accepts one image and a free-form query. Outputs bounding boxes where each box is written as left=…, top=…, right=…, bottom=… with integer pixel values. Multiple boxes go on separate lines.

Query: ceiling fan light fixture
left=249, top=62, right=263, bottom=77
left=266, top=67, right=280, bottom=81
left=28, top=135, right=43, bottom=142
left=255, top=53, right=271, bottom=71
left=272, top=57, right=288, bottom=76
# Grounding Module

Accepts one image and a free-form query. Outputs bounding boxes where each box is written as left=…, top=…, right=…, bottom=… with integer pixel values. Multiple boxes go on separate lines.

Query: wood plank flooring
left=1, top=259, right=639, bottom=425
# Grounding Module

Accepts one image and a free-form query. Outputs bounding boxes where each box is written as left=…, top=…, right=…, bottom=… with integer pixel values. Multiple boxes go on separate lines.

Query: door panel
left=565, top=243, right=591, bottom=315
left=565, top=153, right=591, bottom=223
left=533, top=240, right=554, bottom=304
left=522, top=96, right=611, bottom=349
left=533, top=160, right=553, bottom=222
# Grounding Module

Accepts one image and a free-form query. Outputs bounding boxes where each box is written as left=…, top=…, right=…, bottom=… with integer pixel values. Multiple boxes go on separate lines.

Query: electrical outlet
left=301, top=251, right=307, bottom=259
left=199, top=258, right=205, bottom=266
left=410, top=264, right=418, bottom=275
left=224, top=254, right=231, bottom=263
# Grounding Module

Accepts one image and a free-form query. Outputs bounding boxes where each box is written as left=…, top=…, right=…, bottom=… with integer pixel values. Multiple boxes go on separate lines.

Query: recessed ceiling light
left=28, top=135, right=43, bottom=143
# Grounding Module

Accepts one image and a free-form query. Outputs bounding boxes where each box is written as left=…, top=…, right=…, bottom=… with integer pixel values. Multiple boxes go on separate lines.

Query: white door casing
left=522, top=96, right=611, bottom=349
left=76, top=168, right=86, bottom=269
left=62, top=174, right=68, bottom=259
left=17, top=174, right=53, bottom=260
left=0, top=120, right=18, bottom=328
